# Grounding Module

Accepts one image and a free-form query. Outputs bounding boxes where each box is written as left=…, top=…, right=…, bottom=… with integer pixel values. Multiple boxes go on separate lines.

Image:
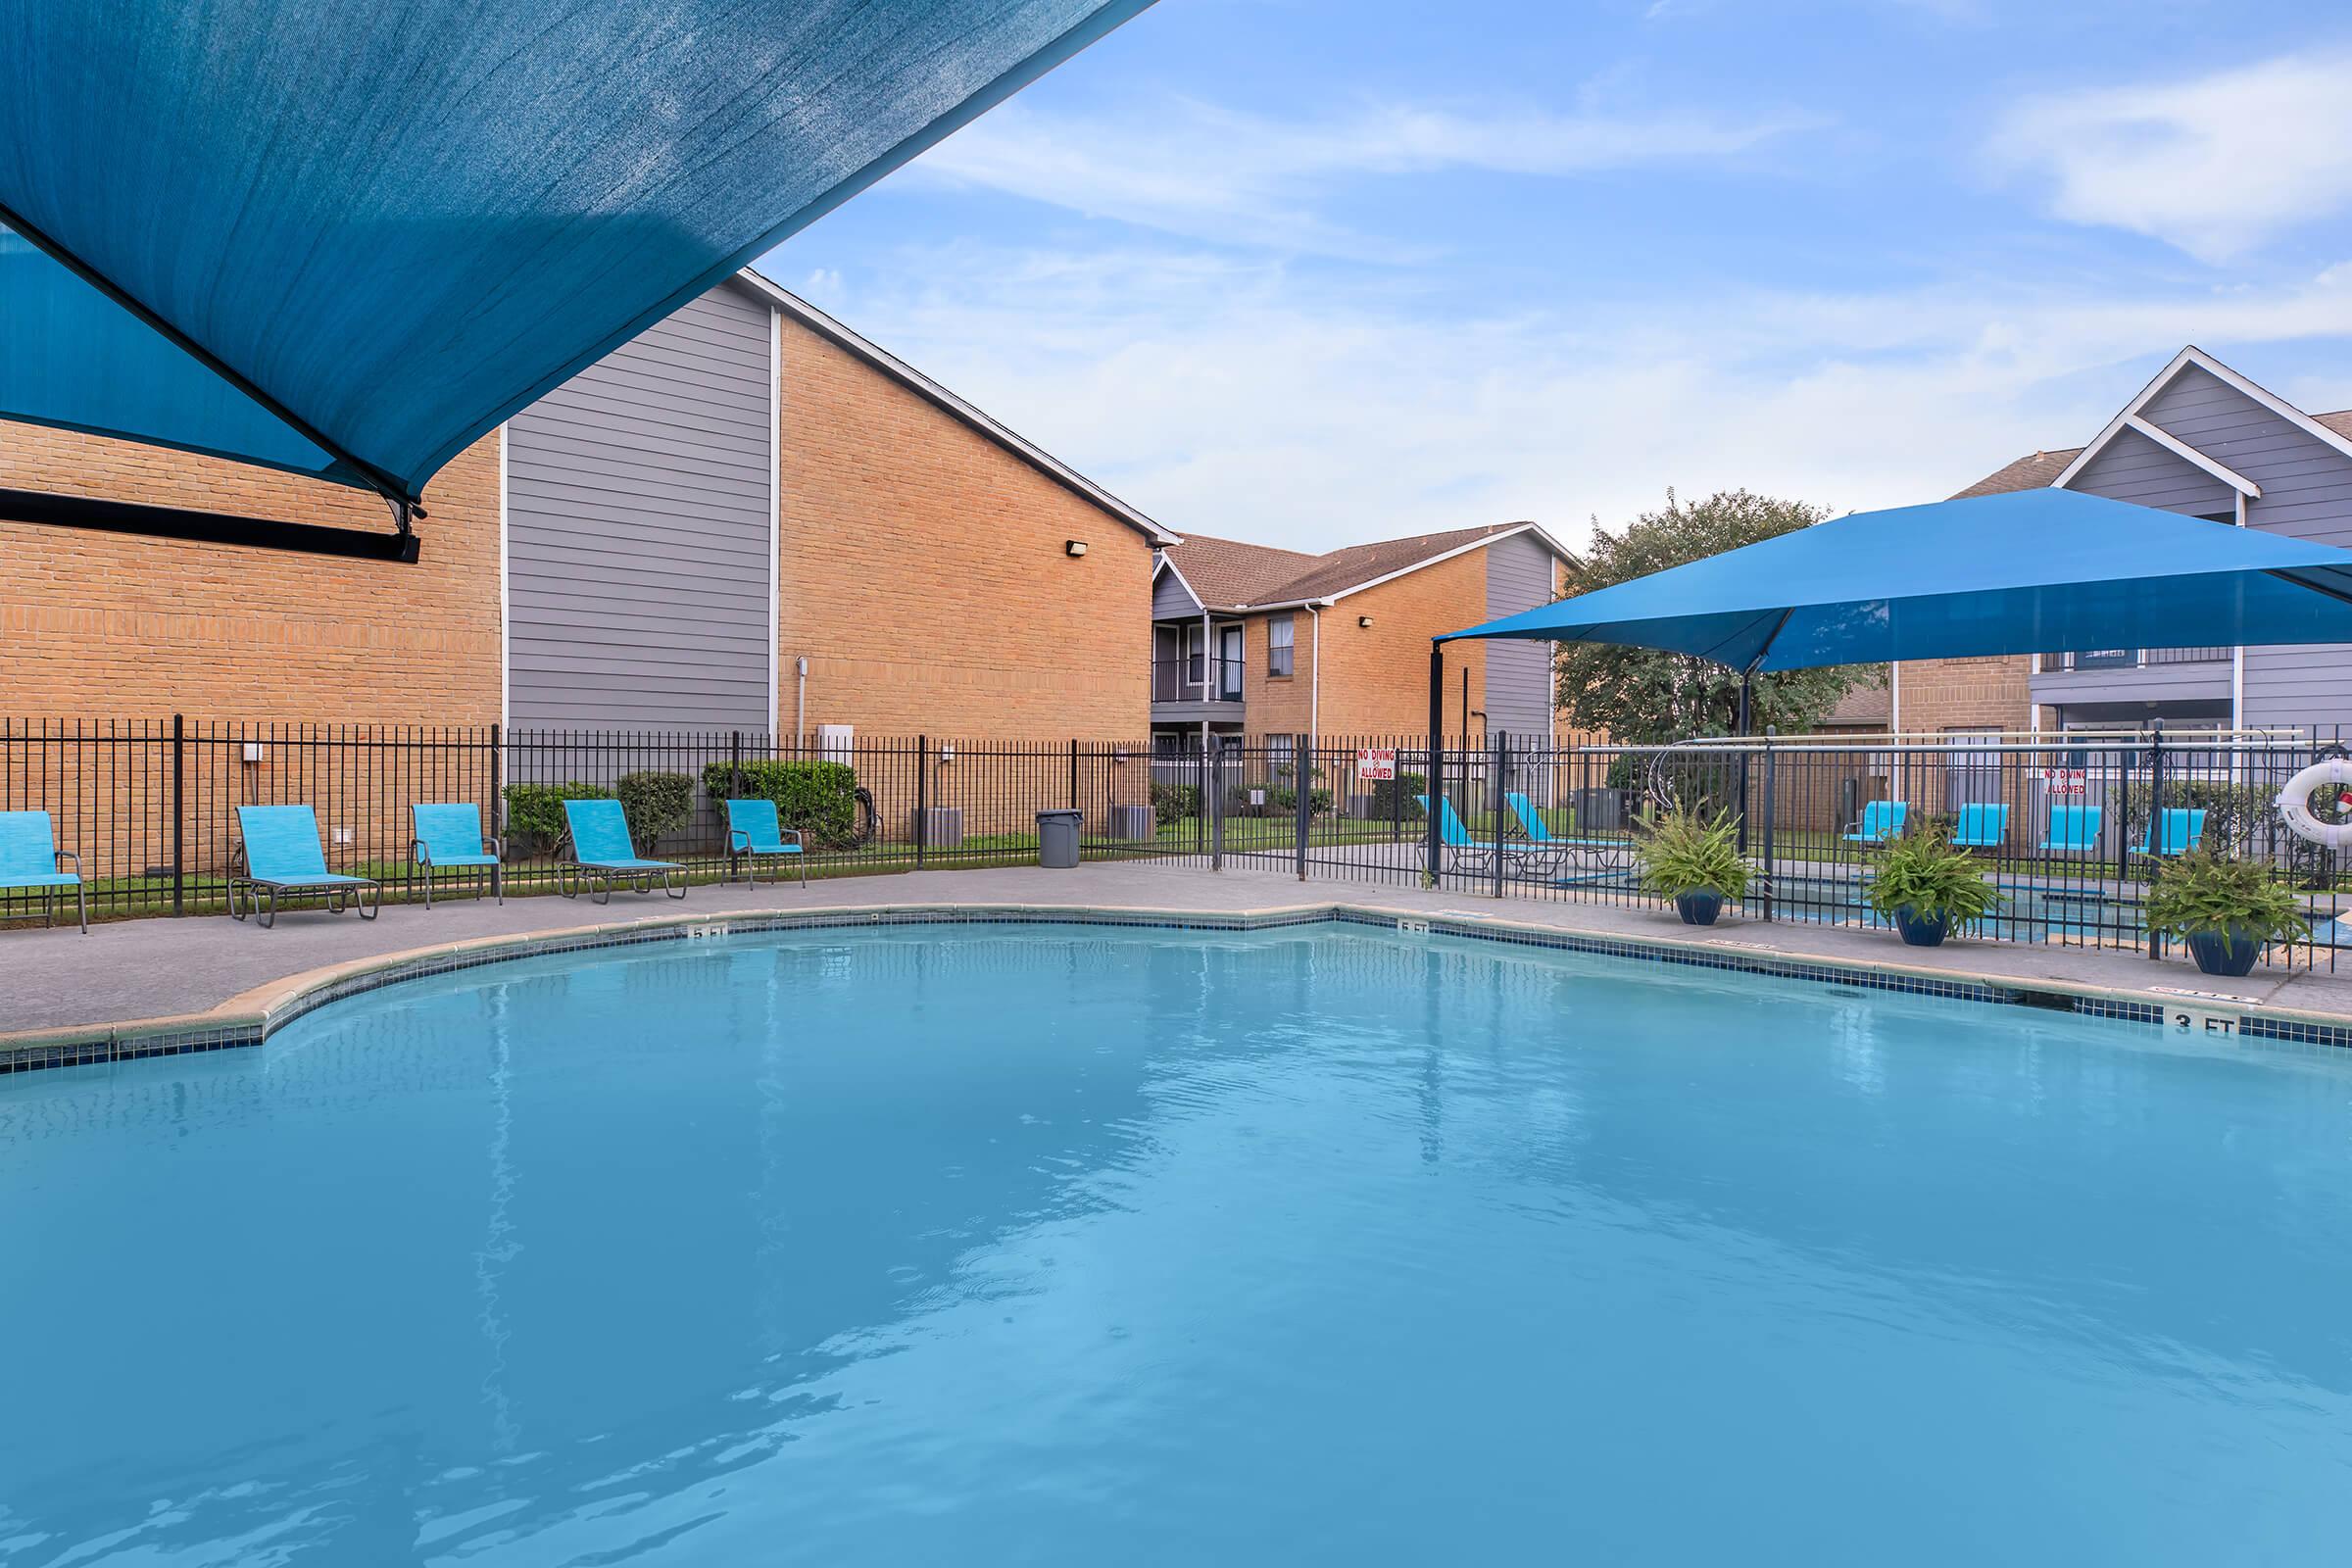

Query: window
left=1268, top=614, right=1295, bottom=677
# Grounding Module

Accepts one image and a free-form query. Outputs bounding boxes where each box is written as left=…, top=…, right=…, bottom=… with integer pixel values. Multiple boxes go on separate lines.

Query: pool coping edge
left=7, top=897, right=2351, bottom=1074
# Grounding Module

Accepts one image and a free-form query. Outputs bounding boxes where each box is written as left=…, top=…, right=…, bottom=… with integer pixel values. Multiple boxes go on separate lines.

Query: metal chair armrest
left=54, top=849, right=80, bottom=874
left=411, top=837, right=431, bottom=868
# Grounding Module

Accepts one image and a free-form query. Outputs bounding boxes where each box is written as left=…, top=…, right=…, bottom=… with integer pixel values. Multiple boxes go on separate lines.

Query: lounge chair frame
left=411, top=803, right=505, bottom=908
left=0, top=811, right=86, bottom=935
left=556, top=799, right=686, bottom=904
left=723, top=800, right=808, bottom=888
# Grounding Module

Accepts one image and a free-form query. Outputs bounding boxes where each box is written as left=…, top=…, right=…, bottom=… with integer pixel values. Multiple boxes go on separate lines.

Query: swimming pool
left=4, top=921, right=2349, bottom=1563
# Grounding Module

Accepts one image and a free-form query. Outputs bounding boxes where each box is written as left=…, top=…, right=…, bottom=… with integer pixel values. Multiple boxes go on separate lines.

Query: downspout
left=795, top=656, right=808, bottom=752
left=2230, top=490, right=2247, bottom=734
left=1306, top=602, right=1323, bottom=750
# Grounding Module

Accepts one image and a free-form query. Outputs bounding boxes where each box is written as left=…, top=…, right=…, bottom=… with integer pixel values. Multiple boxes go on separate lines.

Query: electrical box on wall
left=817, top=724, right=855, bottom=765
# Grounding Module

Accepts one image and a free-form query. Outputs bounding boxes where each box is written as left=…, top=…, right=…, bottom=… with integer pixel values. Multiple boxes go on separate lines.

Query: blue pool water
left=4, top=923, right=2351, bottom=1564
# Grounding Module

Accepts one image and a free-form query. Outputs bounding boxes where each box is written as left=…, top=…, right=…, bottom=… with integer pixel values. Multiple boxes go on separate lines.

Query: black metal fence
left=1203, top=727, right=2351, bottom=973
left=6, top=718, right=2347, bottom=974
left=0, top=721, right=1206, bottom=922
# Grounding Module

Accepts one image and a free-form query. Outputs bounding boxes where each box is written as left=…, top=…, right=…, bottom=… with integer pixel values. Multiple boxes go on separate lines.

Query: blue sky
left=759, top=0, right=2352, bottom=553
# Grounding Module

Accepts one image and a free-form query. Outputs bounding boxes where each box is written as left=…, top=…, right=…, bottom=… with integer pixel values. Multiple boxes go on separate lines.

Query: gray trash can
left=1036, top=808, right=1083, bottom=868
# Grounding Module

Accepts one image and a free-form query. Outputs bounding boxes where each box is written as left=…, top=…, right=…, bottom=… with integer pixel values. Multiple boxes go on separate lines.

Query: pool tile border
left=8, top=900, right=2352, bottom=1076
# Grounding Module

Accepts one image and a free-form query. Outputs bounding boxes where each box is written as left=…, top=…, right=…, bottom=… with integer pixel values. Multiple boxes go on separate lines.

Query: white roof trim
left=2051, top=345, right=2352, bottom=494
left=1152, top=551, right=1204, bottom=612
left=730, top=269, right=1181, bottom=547
left=1240, top=522, right=1580, bottom=611
left=2122, top=415, right=2260, bottom=498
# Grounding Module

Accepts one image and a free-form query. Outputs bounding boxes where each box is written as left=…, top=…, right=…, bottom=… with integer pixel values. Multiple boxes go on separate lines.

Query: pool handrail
left=723, top=798, right=808, bottom=888
left=411, top=802, right=503, bottom=908
left=229, top=804, right=380, bottom=928
left=558, top=798, right=685, bottom=904
left=0, top=808, right=86, bottom=934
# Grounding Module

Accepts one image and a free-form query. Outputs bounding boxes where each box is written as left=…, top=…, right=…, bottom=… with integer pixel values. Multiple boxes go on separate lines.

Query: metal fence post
left=2145, top=719, right=2167, bottom=959
left=1210, top=739, right=1225, bottom=871
left=1295, top=732, right=1311, bottom=880
left=915, top=734, right=928, bottom=871
left=1491, top=729, right=1508, bottom=901
left=1759, top=727, right=1777, bottom=922
left=171, top=711, right=185, bottom=916
left=1069, top=737, right=1080, bottom=811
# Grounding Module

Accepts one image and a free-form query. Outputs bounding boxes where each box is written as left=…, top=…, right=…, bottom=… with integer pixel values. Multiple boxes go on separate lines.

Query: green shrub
left=1368, top=771, right=1426, bottom=821
left=2127, top=779, right=2275, bottom=855
left=2143, top=848, right=2306, bottom=956
left=1866, top=824, right=2002, bottom=927
left=699, top=759, right=860, bottom=849
left=1151, top=781, right=1200, bottom=827
left=1635, top=806, right=1752, bottom=900
left=1269, top=786, right=1334, bottom=813
left=503, top=782, right=610, bottom=847
left=614, top=770, right=695, bottom=849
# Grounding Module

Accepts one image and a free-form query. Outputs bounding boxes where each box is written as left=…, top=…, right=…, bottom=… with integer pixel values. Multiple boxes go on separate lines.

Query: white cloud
left=1991, top=50, right=2352, bottom=263
left=784, top=243, right=2352, bottom=553
left=910, top=96, right=1820, bottom=256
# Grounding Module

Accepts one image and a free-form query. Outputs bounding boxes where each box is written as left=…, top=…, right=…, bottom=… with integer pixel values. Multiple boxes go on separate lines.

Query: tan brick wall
left=1242, top=549, right=1490, bottom=742
left=777, top=317, right=1152, bottom=740
left=0, top=421, right=502, bottom=722
left=1895, top=655, right=2033, bottom=736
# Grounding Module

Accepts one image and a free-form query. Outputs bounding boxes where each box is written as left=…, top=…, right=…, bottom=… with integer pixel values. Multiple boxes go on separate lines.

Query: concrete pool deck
left=7, top=862, right=2352, bottom=1068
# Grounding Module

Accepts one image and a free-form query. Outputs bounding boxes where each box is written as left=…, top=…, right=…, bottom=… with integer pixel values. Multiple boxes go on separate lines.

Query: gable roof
left=1164, top=521, right=1578, bottom=612
left=730, top=270, right=1179, bottom=547
left=1962, top=348, right=2352, bottom=500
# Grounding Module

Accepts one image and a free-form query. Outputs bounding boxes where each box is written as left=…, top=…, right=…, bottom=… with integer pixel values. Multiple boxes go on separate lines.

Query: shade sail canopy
left=0, top=0, right=1153, bottom=505
left=1441, top=489, right=2352, bottom=670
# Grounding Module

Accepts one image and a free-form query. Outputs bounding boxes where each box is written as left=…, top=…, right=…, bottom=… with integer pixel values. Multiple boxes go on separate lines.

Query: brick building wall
left=0, top=422, right=503, bottom=722
left=1895, top=655, right=2034, bottom=737
left=776, top=315, right=1153, bottom=740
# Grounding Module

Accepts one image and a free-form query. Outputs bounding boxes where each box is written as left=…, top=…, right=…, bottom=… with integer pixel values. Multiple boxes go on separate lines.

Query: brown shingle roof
left=1165, top=522, right=1558, bottom=611
left=1159, top=533, right=1322, bottom=611
left=1820, top=681, right=1891, bottom=727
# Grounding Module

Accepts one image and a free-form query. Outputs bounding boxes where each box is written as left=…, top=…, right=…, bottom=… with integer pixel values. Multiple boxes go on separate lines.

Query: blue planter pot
left=2186, top=925, right=2262, bottom=978
left=1674, top=891, right=1724, bottom=926
left=1893, top=906, right=1948, bottom=947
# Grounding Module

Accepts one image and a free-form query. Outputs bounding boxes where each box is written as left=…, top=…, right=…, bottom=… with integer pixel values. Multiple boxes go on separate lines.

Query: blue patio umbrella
left=0, top=0, right=1155, bottom=549
left=1422, top=488, right=2352, bottom=869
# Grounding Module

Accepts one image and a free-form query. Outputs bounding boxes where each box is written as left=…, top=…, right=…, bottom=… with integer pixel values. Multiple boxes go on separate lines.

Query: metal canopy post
left=1427, top=641, right=1445, bottom=887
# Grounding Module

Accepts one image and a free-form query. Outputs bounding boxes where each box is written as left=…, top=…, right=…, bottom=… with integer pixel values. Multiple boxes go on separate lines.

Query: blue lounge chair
left=1504, top=790, right=1633, bottom=877
left=559, top=798, right=684, bottom=903
left=1950, top=803, right=2008, bottom=850
left=1843, top=801, right=1907, bottom=845
left=229, top=805, right=379, bottom=927
left=2138, top=807, right=2207, bottom=858
left=2039, top=804, right=2102, bottom=855
left=0, top=809, right=86, bottom=934
left=1415, top=793, right=1508, bottom=876
left=412, top=803, right=503, bottom=907
left=724, top=798, right=807, bottom=888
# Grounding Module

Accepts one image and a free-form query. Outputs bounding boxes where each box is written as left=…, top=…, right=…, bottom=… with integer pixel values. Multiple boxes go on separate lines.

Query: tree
left=1554, top=489, right=1881, bottom=744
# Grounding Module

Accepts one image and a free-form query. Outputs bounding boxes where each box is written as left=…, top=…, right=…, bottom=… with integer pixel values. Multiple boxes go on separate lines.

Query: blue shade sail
left=0, top=0, right=1155, bottom=503
left=1442, top=489, right=2352, bottom=671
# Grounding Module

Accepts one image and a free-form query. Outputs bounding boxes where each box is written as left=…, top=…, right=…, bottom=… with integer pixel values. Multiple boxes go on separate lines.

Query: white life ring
left=2277, top=758, right=2352, bottom=849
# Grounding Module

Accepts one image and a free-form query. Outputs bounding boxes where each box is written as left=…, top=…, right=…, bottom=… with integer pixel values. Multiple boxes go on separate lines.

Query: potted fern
left=1636, top=807, right=1752, bottom=926
left=2143, top=848, right=2306, bottom=978
left=1866, top=825, right=2001, bottom=947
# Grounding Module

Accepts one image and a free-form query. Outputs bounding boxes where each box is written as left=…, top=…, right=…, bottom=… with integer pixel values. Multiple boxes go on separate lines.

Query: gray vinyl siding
left=506, top=287, right=773, bottom=730
left=2047, top=365, right=2352, bottom=729
left=1152, top=563, right=1202, bottom=620
left=1483, top=532, right=1558, bottom=740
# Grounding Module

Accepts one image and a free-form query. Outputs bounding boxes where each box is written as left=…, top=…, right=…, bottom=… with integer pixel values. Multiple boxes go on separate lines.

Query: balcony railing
left=2036, top=647, right=2232, bottom=674
left=1152, top=656, right=1246, bottom=704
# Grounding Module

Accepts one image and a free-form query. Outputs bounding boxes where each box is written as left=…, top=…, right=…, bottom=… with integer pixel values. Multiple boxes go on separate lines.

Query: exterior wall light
left=1357, top=614, right=1374, bottom=628
left=1065, top=539, right=1089, bottom=557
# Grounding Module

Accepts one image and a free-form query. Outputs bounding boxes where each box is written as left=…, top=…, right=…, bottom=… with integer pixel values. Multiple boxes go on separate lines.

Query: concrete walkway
left=7, top=861, right=2352, bottom=1047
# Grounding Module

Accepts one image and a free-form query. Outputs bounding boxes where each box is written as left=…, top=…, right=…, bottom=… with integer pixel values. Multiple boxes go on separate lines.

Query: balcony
left=2031, top=646, right=2231, bottom=708
left=1152, top=655, right=1245, bottom=724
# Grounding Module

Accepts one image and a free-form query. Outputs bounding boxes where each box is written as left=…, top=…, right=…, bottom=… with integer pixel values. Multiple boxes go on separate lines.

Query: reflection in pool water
left=3, top=923, right=2350, bottom=1564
